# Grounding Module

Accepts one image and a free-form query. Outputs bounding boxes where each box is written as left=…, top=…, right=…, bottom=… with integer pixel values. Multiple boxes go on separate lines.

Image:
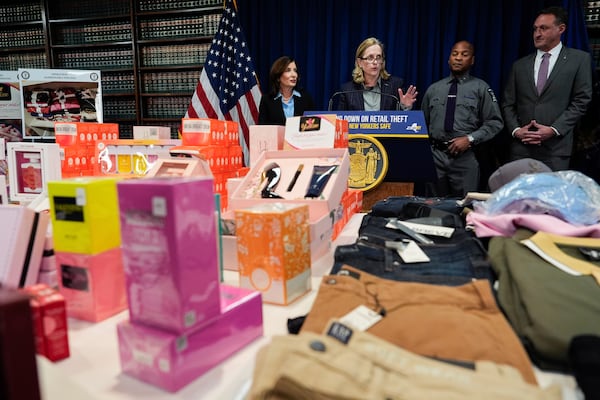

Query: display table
left=37, top=213, right=582, bottom=399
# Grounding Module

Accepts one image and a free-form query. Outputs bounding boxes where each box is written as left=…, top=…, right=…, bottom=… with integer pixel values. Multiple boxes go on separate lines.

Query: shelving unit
left=0, top=1, right=49, bottom=70
left=0, top=0, right=222, bottom=139
left=585, top=1, right=600, bottom=71
left=134, top=1, right=221, bottom=135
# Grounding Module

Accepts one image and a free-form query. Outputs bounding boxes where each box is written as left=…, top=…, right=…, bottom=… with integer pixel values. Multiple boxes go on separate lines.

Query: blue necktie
left=444, top=79, right=458, bottom=132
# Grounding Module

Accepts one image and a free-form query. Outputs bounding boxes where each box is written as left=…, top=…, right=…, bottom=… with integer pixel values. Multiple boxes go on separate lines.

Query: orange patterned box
left=235, top=203, right=311, bottom=305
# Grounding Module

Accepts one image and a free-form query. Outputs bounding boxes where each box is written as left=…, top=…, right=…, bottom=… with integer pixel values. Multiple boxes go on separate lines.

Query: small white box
left=249, top=125, right=285, bottom=167
left=133, top=126, right=172, bottom=140
left=7, top=142, right=61, bottom=203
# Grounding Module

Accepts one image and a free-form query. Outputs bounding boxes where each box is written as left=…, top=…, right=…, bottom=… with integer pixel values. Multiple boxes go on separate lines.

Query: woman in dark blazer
left=334, top=37, right=417, bottom=111
left=258, top=56, right=315, bottom=125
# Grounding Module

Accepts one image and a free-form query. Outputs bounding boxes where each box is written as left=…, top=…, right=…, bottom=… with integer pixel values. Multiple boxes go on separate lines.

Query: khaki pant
left=247, top=321, right=561, bottom=400
left=301, top=265, right=537, bottom=384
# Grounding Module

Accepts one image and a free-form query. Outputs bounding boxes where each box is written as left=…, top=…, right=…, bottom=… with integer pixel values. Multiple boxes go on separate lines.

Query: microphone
left=327, top=89, right=400, bottom=111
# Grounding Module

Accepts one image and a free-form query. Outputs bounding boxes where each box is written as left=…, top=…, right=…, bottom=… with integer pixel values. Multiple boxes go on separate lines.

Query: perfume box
left=133, top=125, right=171, bottom=140
left=0, top=288, right=42, bottom=400
left=117, top=284, right=263, bottom=393
left=249, top=125, right=285, bottom=167
left=117, top=177, right=221, bottom=333
left=48, top=177, right=121, bottom=254
left=94, top=139, right=181, bottom=176
left=228, top=148, right=350, bottom=223
left=224, top=120, right=240, bottom=147
left=0, top=205, right=49, bottom=288
left=181, top=118, right=226, bottom=146
left=6, top=142, right=62, bottom=203
left=145, top=157, right=213, bottom=179
left=20, top=283, right=70, bottom=362
left=55, top=247, right=127, bottom=322
left=235, top=203, right=311, bottom=305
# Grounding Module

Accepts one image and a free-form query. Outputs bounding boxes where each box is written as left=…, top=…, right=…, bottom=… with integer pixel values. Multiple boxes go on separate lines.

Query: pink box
left=117, top=285, right=263, bottom=393
left=249, top=125, right=285, bottom=167
left=229, top=148, right=350, bottom=223
left=117, top=177, right=220, bottom=333
left=55, top=248, right=127, bottom=322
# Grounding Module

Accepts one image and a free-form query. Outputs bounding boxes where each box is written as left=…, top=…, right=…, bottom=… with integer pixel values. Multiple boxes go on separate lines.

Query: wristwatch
left=467, top=134, right=475, bottom=145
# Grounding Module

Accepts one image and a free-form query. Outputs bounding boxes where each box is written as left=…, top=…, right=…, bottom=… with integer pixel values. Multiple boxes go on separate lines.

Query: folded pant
left=333, top=237, right=495, bottom=286
left=248, top=321, right=560, bottom=399
left=301, top=265, right=537, bottom=385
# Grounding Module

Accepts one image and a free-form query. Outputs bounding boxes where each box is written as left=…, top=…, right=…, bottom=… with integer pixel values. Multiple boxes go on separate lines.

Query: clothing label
left=386, top=240, right=430, bottom=263
left=400, top=220, right=454, bottom=238
left=326, top=321, right=354, bottom=344
left=339, top=305, right=382, bottom=331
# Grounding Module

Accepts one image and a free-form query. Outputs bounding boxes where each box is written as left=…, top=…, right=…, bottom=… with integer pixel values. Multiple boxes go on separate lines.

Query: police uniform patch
left=487, top=88, right=498, bottom=102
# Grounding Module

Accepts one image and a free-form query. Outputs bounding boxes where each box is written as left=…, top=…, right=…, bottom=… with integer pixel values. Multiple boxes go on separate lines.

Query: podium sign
left=309, top=111, right=436, bottom=189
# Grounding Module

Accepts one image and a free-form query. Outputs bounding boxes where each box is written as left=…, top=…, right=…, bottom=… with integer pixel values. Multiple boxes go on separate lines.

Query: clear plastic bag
left=473, top=170, right=600, bottom=226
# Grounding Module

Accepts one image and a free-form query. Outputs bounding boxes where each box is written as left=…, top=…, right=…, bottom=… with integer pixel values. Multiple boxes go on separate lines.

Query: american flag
left=185, top=0, right=261, bottom=166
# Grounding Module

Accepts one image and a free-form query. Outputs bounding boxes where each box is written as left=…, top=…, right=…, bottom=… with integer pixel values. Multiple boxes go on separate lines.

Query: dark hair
left=268, top=56, right=298, bottom=95
left=539, top=6, right=568, bottom=26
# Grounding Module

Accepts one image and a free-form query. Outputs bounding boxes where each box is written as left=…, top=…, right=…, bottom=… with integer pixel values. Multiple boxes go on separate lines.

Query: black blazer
left=258, top=88, right=315, bottom=125
left=336, top=76, right=404, bottom=111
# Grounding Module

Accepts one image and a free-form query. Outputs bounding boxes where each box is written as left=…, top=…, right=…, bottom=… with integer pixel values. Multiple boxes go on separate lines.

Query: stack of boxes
left=54, top=122, right=119, bottom=178
left=47, top=177, right=127, bottom=322
left=180, top=118, right=244, bottom=209
left=115, top=176, right=263, bottom=392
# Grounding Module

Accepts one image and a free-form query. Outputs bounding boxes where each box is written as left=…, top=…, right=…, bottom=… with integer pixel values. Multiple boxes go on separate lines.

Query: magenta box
left=55, top=248, right=127, bottom=322
left=117, top=177, right=220, bottom=333
left=117, top=284, right=263, bottom=392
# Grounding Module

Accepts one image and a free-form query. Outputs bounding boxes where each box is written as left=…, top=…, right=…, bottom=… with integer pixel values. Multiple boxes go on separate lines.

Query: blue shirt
left=275, top=89, right=301, bottom=119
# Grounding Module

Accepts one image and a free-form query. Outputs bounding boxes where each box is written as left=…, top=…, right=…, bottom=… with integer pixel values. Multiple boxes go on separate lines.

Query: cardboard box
left=249, top=125, right=285, bottom=167
left=20, top=284, right=70, bottom=362
left=55, top=248, right=127, bottom=322
left=0, top=205, right=49, bottom=288
left=94, top=139, right=181, bottom=176
left=228, top=148, right=349, bottom=223
left=117, top=285, right=263, bottom=393
left=235, top=203, right=311, bottom=305
left=48, top=177, right=121, bottom=254
left=117, top=177, right=220, bottom=333
left=7, top=142, right=62, bottom=203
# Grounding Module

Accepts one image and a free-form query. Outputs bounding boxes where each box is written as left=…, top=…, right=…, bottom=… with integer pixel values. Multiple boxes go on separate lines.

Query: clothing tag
left=339, top=305, right=382, bottom=331
left=397, top=240, right=431, bottom=263
left=326, top=321, right=354, bottom=345
left=400, top=220, right=454, bottom=238
left=385, top=218, right=434, bottom=244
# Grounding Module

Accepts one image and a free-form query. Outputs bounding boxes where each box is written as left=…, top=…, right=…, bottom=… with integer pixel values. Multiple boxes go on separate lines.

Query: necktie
left=537, top=53, right=550, bottom=95
left=444, top=79, right=458, bottom=132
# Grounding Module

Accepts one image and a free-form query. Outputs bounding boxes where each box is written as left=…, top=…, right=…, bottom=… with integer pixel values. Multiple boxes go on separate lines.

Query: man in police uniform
left=421, top=40, right=503, bottom=197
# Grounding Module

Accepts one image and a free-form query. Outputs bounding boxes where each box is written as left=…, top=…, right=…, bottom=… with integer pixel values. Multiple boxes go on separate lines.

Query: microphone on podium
left=327, top=89, right=400, bottom=111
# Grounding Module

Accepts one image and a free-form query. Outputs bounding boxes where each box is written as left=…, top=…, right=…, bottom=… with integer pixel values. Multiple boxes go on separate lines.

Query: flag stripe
left=184, top=0, right=260, bottom=166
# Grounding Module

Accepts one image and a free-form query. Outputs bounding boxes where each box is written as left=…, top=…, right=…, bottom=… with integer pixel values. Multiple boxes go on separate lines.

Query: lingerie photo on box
left=19, top=68, right=103, bottom=139
left=23, top=84, right=99, bottom=137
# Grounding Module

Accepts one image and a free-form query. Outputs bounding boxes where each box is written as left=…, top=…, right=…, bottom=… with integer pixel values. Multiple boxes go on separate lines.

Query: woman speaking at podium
left=334, top=37, right=417, bottom=111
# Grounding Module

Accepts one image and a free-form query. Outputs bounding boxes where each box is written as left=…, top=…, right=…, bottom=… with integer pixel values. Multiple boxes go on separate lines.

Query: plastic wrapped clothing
left=473, top=170, right=600, bottom=226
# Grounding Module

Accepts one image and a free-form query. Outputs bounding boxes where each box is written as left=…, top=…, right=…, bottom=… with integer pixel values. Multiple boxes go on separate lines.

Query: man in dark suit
left=502, top=6, right=593, bottom=171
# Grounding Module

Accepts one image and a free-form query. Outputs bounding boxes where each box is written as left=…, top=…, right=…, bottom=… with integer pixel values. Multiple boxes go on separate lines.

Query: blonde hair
left=352, top=37, right=390, bottom=84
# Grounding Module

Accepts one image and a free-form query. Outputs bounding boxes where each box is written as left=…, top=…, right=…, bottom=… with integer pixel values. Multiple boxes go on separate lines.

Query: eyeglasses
left=359, top=55, right=384, bottom=64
